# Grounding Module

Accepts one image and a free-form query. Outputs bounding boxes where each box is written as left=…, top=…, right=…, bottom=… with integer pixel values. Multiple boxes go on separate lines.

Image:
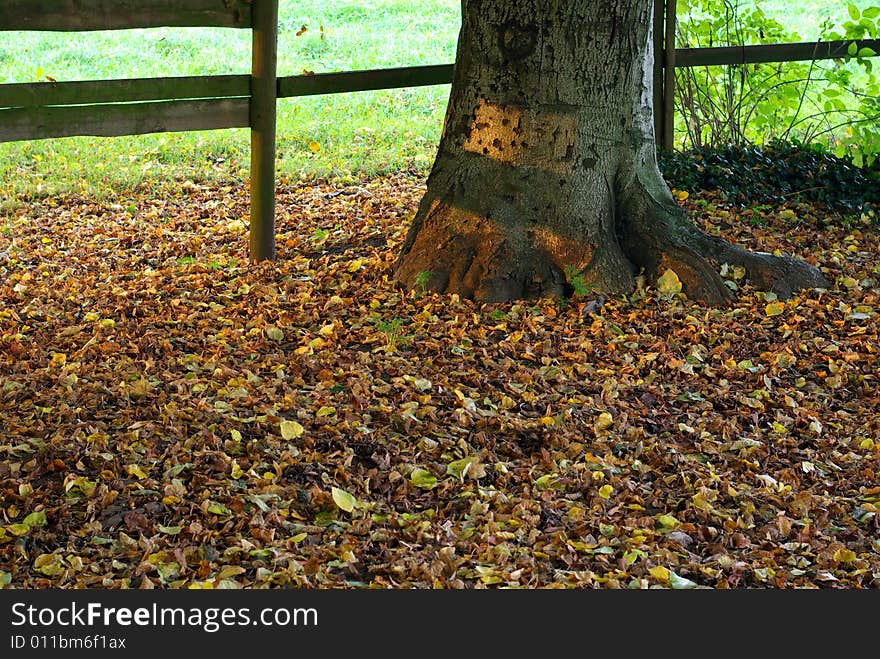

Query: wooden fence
left=1, top=0, right=878, bottom=260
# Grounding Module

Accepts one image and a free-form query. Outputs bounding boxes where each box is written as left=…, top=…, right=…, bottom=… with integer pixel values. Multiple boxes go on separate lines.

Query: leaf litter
left=1, top=174, right=879, bottom=589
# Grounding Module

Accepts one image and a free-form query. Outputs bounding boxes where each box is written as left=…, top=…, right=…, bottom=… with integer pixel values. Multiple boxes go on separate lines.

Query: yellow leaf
left=319, top=323, right=335, bottom=336
left=595, top=411, right=613, bottom=431
left=672, top=189, right=689, bottom=202
left=765, top=302, right=785, bottom=316
left=50, top=352, right=67, bottom=366
left=859, top=438, right=875, bottom=450
left=598, top=484, right=613, bottom=499
left=539, top=415, right=556, bottom=427
left=230, top=461, right=243, bottom=479
left=316, top=406, right=336, bottom=417
left=126, top=464, right=148, bottom=479
left=217, top=566, right=246, bottom=580
left=649, top=566, right=670, bottom=582
left=308, top=141, right=321, bottom=152
left=656, top=514, right=679, bottom=529
left=833, top=548, right=857, bottom=563
left=410, top=468, right=438, bottom=489
left=230, top=429, right=242, bottom=442
left=348, top=258, right=364, bottom=272
left=265, top=326, right=284, bottom=341
left=657, top=269, right=682, bottom=297
left=280, top=420, right=304, bottom=440
left=331, top=487, right=357, bottom=513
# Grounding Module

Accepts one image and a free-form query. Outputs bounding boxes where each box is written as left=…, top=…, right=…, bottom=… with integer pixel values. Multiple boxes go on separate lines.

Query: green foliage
left=312, top=227, right=330, bottom=244
left=0, top=0, right=460, bottom=198
left=413, top=270, right=432, bottom=295
left=658, top=141, right=880, bottom=213
left=675, top=0, right=880, bottom=167
left=376, top=318, right=409, bottom=350
left=563, top=265, right=592, bottom=298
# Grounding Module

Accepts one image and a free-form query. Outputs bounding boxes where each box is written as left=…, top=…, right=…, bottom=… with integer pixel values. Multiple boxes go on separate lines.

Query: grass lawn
left=0, top=0, right=876, bottom=200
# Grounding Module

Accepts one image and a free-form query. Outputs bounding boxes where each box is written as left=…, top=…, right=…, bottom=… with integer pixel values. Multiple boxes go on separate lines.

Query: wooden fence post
left=249, top=0, right=279, bottom=261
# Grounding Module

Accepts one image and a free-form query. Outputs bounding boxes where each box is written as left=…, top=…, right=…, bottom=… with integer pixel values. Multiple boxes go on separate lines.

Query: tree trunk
left=395, top=0, right=827, bottom=304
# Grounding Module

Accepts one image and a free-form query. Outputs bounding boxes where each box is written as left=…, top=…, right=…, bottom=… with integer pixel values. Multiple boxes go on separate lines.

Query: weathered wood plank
left=0, top=98, right=249, bottom=142
left=0, top=75, right=250, bottom=109
left=0, top=0, right=254, bottom=31
left=676, top=39, right=880, bottom=67
left=278, top=64, right=455, bottom=98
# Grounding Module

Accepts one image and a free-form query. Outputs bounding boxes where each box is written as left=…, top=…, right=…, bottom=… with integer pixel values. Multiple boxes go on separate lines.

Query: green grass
left=0, top=0, right=460, bottom=199
left=0, top=0, right=875, bottom=199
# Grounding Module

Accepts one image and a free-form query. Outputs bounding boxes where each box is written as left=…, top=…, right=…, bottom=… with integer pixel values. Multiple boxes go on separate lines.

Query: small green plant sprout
left=564, top=264, right=592, bottom=298
left=312, top=227, right=330, bottom=244
left=413, top=270, right=433, bottom=296
left=376, top=318, right=409, bottom=351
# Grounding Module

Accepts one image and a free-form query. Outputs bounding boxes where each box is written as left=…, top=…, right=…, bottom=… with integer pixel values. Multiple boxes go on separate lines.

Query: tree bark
left=395, top=0, right=827, bottom=304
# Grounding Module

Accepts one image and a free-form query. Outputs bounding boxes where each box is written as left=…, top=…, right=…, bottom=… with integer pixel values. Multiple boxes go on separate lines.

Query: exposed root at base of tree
left=396, top=178, right=829, bottom=305
left=620, top=178, right=829, bottom=305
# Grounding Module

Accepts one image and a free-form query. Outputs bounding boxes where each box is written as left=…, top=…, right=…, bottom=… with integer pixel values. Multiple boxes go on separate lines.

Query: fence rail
left=1, top=0, right=877, bottom=260
left=0, top=0, right=254, bottom=30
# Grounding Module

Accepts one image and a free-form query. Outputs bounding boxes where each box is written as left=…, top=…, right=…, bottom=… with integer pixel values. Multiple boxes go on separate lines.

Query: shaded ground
left=1, top=174, right=878, bottom=589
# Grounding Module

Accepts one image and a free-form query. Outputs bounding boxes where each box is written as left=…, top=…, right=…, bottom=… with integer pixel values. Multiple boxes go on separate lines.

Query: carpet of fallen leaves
left=1, top=173, right=879, bottom=590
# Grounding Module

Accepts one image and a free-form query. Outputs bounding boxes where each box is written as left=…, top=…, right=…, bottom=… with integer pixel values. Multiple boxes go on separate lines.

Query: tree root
left=396, top=170, right=828, bottom=305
